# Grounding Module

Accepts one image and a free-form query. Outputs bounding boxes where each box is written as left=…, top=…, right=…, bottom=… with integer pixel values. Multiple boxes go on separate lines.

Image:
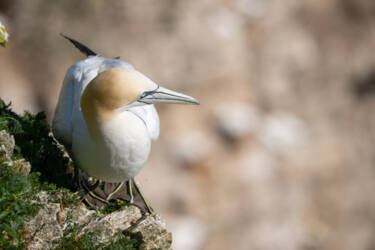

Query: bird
left=53, top=35, right=199, bottom=212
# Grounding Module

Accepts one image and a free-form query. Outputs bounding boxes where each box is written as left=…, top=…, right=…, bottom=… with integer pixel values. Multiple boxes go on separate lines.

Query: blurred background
left=1, top=0, right=375, bottom=249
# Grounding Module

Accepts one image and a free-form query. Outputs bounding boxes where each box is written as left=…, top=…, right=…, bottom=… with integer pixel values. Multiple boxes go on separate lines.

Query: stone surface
left=258, top=113, right=308, bottom=154
left=79, top=206, right=142, bottom=243
left=0, top=129, right=15, bottom=160
left=24, top=191, right=172, bottom=249
left=24, top=194, right=64, bottom=250
left=169, top=216, right=206, bottom=250
left=0, top=130, right=31, bottom=174
left=8, top=158, right=31, bottom=174
left=214, top=103, right=261, bottom=140
left=170, top=131, right=210, bottom=166
left=128, top=213, right=173, bottom=250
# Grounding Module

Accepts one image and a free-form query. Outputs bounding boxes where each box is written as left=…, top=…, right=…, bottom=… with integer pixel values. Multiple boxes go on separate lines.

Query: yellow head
left=80, top=67, right=199, bottom=138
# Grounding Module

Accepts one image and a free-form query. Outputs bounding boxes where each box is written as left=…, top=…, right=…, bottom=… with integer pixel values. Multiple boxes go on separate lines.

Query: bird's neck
left=81, top=96, right=115, bottom=141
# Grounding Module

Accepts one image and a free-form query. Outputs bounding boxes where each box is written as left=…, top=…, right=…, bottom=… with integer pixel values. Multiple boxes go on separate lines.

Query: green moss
left=0, top=99, right=74, bottom=189
left=0, top=98, right=76, bottom=248
left=0, top=98, right=78, bottom=198
left=0, top=160, right=42, bottom=249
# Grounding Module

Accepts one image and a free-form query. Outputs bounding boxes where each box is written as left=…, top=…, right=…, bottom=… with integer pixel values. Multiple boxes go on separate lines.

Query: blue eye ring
left=140, top=86, right=160, bottom=99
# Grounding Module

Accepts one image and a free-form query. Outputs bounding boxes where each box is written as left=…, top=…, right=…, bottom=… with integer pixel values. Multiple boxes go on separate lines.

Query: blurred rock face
left=214, top=103, right=261, bottom=141
left=1, top=0, right=375, bottom=249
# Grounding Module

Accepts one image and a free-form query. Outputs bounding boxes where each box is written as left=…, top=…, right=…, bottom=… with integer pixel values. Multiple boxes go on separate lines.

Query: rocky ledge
left=0, top=129, right=172, bottom=249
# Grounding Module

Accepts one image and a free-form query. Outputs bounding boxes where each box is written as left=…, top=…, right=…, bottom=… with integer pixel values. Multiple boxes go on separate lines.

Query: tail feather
left=60, top=33, right=97, bottom=57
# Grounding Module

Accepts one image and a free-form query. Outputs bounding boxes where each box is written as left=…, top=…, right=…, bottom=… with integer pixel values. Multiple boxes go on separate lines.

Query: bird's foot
left=131, top=178, right=154, bottom=214
left=78, top=175, right=154, bottom=214
left=106, top=181, right=125, bottom=201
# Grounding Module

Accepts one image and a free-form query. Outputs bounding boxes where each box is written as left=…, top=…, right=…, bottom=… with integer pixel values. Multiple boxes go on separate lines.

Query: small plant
left=100, top=199, right=129, bottom=215
left=57, top=223, right=138, bottom=250
left=104, top=229, right=138, bottom=250
left=57, top=222, right=100, bottom=250
left=0, top=160, right=42, bottom=249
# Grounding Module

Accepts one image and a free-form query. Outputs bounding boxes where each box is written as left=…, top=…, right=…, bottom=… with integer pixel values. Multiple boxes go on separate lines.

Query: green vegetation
left=105, top=230, right=138, bottom=250
left=0, top=99, right=74, bottom=189
left=0, top=98, right=75, bottom=248
left=100, top=199, right=130, bottom=215
left=0, top=159, right=42, bottom=249
left=0, top=98, right=142, bottom=249
left=57, top=224, right=138, bottom=250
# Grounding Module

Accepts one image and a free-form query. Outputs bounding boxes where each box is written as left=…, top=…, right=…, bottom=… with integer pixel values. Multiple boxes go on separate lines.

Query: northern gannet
left=53, top=35, right=199, bottom=212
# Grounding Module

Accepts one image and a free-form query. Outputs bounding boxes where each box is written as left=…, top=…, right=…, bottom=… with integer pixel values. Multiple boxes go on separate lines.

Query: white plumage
left=53, top=56, right=161, bottom=182
left=52, top=35, right=198, bottom=191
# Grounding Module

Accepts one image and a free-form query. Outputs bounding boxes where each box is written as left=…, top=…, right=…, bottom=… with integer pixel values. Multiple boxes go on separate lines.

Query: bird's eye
left=140, top=86, right=159, bottom=99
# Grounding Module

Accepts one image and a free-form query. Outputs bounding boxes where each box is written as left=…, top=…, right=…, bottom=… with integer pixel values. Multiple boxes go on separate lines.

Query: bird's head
left=80, top=67, right=199, bottom=129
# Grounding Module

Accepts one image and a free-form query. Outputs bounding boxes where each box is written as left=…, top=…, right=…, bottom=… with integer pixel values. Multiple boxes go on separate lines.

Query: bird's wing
left=52, top=64, right=82, bottom=148
left=128, top=105, right=160, bottom=141
left=53, top=56, right=134, bottom=148
left=54, top=35, right=136, bottom=147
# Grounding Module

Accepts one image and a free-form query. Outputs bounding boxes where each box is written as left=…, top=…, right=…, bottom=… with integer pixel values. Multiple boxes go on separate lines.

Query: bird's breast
left=73, top=111, right=151, bottom=182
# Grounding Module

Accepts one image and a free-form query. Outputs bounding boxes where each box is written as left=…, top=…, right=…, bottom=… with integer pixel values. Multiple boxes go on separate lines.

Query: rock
left=170, top=131, right=210, bottom=166
left=169, top=216, right=206, bottom=250
left=207, top=8, right=244, bottom=39
left=0, top=130, right=31, bottom=174
left=23, top=194, right=65, bottom=249
left=236, top=0, right=267, bottom=19
left=79, top=206, right=142, bottom=243
left=239, top=148, right=275, bottom=182
left=214, top=103, right=261, bottom=141
left=0, top=130, right=15, bottom=160
left=258, top=113, right=308, bottom=154
left=8, top=158, right=31, bottom=175
left=23, top=192, right=172, bottom=249
left=128, top=213, right=173, bottom=250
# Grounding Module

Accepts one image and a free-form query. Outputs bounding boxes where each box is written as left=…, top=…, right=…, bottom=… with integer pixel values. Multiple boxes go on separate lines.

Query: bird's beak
left=139, top=86, right=199, bottom=105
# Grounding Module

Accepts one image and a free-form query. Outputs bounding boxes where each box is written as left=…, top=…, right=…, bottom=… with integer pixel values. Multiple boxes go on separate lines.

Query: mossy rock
left=0, top=99, right=172, bottom=249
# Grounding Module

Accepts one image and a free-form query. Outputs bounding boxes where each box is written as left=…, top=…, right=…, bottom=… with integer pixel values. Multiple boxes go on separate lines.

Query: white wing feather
left=128, top=105, right=160, bottom=141
left=52, top=65, right=78, bottom=148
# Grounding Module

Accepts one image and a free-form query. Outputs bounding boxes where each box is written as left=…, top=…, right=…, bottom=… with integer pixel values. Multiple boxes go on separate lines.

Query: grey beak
left=139, top=86, right=199, bottom=105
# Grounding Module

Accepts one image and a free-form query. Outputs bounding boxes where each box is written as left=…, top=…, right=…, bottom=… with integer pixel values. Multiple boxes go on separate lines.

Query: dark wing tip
left=60, top=33, right=97, bottom=57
